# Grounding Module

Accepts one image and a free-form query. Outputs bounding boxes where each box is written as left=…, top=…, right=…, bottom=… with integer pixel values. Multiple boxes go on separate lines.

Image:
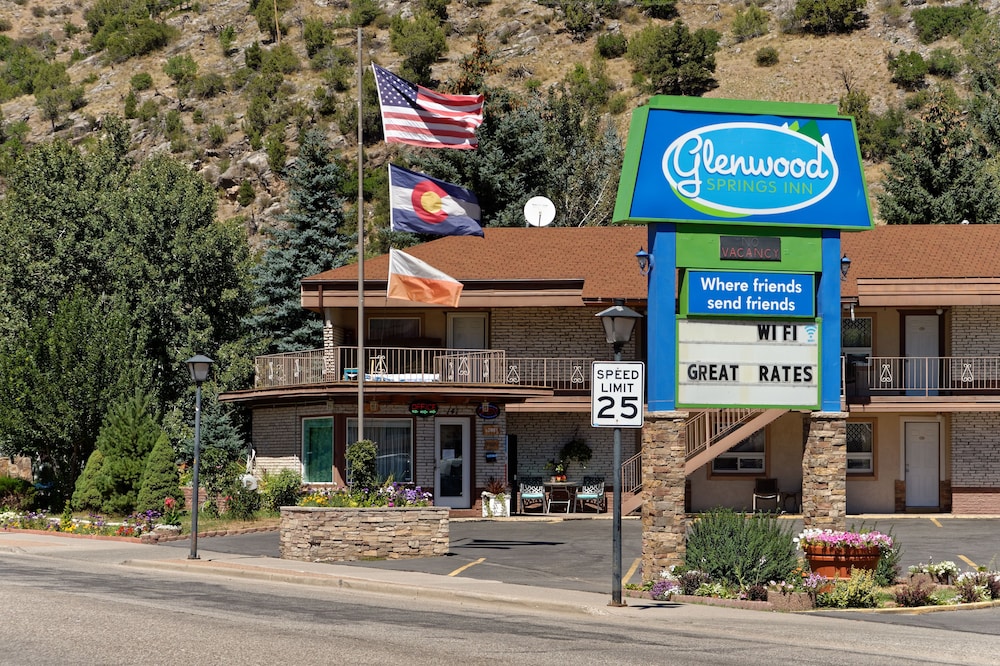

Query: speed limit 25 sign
left=591, top=361, right=645, bottom=428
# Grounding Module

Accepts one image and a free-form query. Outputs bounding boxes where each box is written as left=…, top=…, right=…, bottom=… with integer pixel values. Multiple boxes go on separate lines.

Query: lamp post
left=185, top=354, right=214, bottom=560
left=595, top=299, right=642, bottom=606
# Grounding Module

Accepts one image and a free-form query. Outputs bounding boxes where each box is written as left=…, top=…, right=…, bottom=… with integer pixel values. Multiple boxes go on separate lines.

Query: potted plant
left=559, top=437, right=592, bottom=472
left=545, top=459, right=568, bottom=482
left=795, top=528, right=893, bottom=579
left=481, top=476, right=510, bottom=517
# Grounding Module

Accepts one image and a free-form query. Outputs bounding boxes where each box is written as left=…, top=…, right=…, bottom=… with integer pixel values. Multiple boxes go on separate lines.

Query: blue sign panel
left=687, top=270, right=815, bottom=317
left=624, top=104, right=871, bottom=229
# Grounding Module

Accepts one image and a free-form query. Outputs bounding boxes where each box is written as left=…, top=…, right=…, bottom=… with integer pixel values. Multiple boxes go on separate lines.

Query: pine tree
left=136, top=432, right=182, bottom=512
left=94, top=392, right=164, bottom=515
left=246, top=130, right=352, bottom=352
left=71, top=449, right=106, bottom=513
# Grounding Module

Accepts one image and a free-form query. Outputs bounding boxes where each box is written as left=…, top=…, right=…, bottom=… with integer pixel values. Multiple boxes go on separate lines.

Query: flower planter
left=481, top=492, right=510, bottom=517
left=803, top=544, right=881, bottom=579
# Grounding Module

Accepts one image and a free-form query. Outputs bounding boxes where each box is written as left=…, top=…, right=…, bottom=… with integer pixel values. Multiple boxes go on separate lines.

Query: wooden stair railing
left=619, top=451, right=643, bottom=515
left=684, top=408, right=788, bottom=476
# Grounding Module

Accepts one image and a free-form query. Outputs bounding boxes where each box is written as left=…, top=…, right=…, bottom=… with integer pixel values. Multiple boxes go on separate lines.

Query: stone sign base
left=280, top=506, right=450, bottom=562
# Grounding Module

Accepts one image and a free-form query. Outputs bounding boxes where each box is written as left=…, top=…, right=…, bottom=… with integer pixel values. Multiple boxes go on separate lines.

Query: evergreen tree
left=136, top=432, right=182, bottom=512
left=247, top=130, right=352, bottom=352
left=94, top=392, right=164, bottom=515
left=71, top=449, right=106, bottom=513
left=626, top=21, right=721, bottom=96
left=877, top=89, right=1000, bottom=225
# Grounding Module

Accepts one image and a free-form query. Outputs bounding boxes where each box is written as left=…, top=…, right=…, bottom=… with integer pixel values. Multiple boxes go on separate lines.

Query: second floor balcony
left=254, top=347, right=594, bottom=392
left=846, top=355, right=1000, bottom=399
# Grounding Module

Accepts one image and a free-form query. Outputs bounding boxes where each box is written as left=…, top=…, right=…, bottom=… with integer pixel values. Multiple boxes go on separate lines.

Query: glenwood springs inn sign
left=615, top=97, right=870, bottom=229
left=614, top=97, right=872, bottom=412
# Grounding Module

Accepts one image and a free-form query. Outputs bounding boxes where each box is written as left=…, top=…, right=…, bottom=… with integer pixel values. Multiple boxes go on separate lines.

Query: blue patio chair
left=519, top=476, right=546, bottom=513
left=574, top=476, right=606, bottom=513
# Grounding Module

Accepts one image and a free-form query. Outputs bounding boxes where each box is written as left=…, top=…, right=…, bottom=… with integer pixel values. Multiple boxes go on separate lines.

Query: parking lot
left=171, top=515, right=1000, bottom=595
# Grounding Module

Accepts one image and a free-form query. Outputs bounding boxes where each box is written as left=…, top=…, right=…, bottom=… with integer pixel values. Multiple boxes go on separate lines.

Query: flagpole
left=355, top=25, right=365, bottom=456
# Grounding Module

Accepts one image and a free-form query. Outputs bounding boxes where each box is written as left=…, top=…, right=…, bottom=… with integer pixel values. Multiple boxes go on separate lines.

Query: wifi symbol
left=804, top=325, right=818, bottom=343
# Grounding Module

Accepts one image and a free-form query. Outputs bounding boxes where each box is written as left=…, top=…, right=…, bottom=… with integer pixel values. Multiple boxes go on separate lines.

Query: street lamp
left=595, top=298, right=642, bottom=606
left=185, top=354, right=214, bottom=560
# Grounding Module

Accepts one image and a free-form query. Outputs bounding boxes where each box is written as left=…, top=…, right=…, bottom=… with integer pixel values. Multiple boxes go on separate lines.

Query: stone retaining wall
left=279, top=506, right=449, bottom=562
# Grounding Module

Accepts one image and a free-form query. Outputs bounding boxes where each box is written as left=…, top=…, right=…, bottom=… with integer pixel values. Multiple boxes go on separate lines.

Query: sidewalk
left=0, top=529, right=629, bottom=617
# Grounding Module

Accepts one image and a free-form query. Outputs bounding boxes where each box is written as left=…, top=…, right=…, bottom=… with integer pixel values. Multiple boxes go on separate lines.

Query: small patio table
left=543, top=481, right=577, bottom=514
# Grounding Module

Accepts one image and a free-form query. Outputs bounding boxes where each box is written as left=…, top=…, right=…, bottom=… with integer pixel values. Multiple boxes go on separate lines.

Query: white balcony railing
left=254, top=347, right=594, bottom=390
left=846, top=356, right=1000, bottom=396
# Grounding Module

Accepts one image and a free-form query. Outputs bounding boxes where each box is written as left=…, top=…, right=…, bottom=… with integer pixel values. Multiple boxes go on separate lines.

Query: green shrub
left=71, top=449, right=106, bottom=512
left=608, top=92, right=628, bottom=115
left=260, top=469, right=302, bottom=513
left=636, top=0, right=678, bottom=19
left=207, top=123, right=226, bottom=146
left=224, top=482, right=260, bottom=521
left=0, top=476, right=36, bottom=511
left=191, top=73, right=227, bottom=98
left=135, top=435, right=182, bottom=513
left=755, top=46, right=779, bottom=67
left=350, top=0, right=382, bottom=26
left=887, top=50, right=928, bottom=90
left=791, top=0, right=867, bottom=35
left=927, top=47, right=960, bottom=78
left=137, top=99, right=158, bottom=122
left=817, top=568, right=881, bottom=608
left=684, top=508, right=799, bottom=590
left=245, top=41, right=263, bottom=71
left=219, top=25, right=236, bottom=56
left=265, top=128, right=287, bottom=173
left=131, top=72, right=153, bottom=91
left=347, top=439, right=379, bottom=489
left=0, top=18, right=12, bottom=32
left=733, top=5, right=770, bottom=42
left=236, top=180, right=255, bottom=207
left=912, top=5, right=984, bottom=44
left=596, top=33, right=627, bottom=59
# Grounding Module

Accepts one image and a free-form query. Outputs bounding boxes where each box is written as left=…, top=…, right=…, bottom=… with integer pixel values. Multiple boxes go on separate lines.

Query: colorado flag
left=389, top=164, right=483, bottom=237
left=387, top=248, right=464, bottom=307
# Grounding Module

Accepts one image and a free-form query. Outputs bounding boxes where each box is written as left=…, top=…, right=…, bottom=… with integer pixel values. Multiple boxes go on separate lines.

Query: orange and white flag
left=387, top=248, right=463, bottom=307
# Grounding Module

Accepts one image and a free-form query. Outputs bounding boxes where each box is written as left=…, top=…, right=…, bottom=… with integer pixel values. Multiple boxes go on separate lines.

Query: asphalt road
left=163, top=515, right=1000, bottom=599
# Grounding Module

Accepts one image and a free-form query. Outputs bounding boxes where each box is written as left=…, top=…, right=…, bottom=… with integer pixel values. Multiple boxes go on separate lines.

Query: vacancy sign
left=592, top=361, right=645, bottom=428
left=677, top=320, right=819, bottom=409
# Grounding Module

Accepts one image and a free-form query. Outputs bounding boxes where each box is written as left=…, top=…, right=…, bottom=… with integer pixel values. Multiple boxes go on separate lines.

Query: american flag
left=372, top=64, right=484, bottom=150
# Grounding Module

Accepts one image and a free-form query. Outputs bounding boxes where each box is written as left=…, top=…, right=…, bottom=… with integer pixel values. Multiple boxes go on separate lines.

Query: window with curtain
left=712, top=430, right=766, bottom=473
left=347, top=418, right=413, bottom=483
left=847, top=421, right=874, bottom=474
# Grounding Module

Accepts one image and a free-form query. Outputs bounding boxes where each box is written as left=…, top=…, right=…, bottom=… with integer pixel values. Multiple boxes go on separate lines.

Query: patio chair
left=752, top=477, right=781, bottom=512
left=574, top=476, right=606, bottom=513
left=519, top=476, right=547, bottom=514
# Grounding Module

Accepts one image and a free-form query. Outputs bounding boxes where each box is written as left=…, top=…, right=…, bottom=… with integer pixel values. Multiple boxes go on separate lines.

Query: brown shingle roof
left=841, top=224, right=1000, bottom=298
left=305, top=226, right=650, bottom=301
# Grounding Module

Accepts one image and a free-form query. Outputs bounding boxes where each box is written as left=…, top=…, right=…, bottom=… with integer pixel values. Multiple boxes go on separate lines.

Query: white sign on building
left=677, top=320, right=819, bottom=408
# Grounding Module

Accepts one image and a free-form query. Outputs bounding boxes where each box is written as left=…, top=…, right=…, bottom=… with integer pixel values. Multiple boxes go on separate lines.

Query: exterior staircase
left=618, top=407, right=789, bottom=515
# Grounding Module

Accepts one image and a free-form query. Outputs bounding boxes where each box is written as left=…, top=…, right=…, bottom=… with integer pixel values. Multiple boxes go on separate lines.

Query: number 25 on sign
left=591, top=361, right=645, bottom=428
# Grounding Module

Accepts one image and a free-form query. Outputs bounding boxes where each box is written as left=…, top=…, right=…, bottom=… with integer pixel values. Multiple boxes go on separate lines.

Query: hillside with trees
left=2, top=0, right=1000, bottom=508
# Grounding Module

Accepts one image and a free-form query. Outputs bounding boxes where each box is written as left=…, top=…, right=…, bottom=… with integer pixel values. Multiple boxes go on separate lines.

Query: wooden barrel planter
left=803, top=545, right=881, bottom=579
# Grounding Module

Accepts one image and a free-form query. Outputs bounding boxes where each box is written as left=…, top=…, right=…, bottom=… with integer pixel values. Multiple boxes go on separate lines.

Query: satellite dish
left=240, top=474, right=258, bottom=491
left=523, top=196, right=555, bottom=227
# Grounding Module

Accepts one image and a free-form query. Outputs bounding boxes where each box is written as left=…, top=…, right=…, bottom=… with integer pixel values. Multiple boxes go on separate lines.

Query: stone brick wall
left=949, top=306, right=1000, bottom=356
left=952, top=412, right=1000, bottom=488
left=506, top=412, right=636, bottom=481
left=0, top=455, right=32, bottom=481
left=801, top=414, right=847, bottom=530
left=280, top=506, right=450, bottom=561
left=641, top=412, right=688, bottom=582
left=491, top=307, right=637, bottom=360
left=952, top=488, right=1000, bottom=514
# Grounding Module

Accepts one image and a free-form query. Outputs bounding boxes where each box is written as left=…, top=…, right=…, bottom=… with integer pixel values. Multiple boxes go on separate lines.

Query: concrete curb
left=122, top=557, right=618, bottom=617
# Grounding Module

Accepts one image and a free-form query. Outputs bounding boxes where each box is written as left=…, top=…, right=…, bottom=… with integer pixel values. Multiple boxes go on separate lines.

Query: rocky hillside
left=0, top=0, right=979, bottom=231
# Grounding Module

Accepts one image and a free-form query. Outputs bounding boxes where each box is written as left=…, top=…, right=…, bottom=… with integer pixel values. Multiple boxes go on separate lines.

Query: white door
left=435, top=417, right=470, bottom=508
left=904, top=421, right=940, bottom=508
left=904, top=314, right=939, bottom=396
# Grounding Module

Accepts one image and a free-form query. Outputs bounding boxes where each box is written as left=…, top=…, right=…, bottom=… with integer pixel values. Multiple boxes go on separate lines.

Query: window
left=712, top=430, right=765, bottom=473
left=847, top=421, right=874, bottom=474
left=369, top=317, right=420, bottom=342
left=347, top=418, right=414, bottom=483
left=842, top=316, right=872, bottom=361
left=302, top=417, right=333, bottom=483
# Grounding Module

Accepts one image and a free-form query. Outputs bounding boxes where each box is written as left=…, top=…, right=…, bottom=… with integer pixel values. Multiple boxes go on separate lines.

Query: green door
left=303, top=417, right=333, bottom=483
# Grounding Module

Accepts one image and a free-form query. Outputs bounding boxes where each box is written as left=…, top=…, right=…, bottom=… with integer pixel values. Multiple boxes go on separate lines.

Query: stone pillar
left=801, top=412, right=847, bottom=530
left=641, top=411, right=688, bottom=582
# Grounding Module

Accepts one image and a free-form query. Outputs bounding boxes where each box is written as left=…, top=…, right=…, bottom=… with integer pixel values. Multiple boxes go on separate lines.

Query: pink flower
left=164, top=497, right=176, bottom=509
